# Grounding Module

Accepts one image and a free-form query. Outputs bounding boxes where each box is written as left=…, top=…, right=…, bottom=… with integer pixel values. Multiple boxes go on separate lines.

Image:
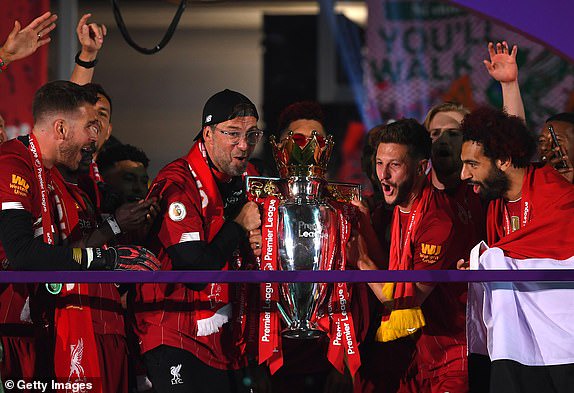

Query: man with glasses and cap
left=133, top=89, right=268, bottom=393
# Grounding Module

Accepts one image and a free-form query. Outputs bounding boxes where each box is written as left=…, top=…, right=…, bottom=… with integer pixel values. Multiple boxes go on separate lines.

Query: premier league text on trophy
left=261, top=198, right=277, bottom=343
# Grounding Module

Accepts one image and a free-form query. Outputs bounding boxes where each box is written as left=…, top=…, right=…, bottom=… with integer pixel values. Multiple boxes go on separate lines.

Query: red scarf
left=487, top=165, right=574, bottom=260
left=185, top=142, right=230, bottom=333
left=184, top=142, right=257, bottom=338
left=89, top=161, right=103, bottom=183
left=27, top=134, right=102, bottom=392
left=254, top=193, right=361, bottom=376
left=257, top=195, right=283, bottom=374
left=325, top=203, right=361, bottom=376
left=388, top=179, right=434, bottom=308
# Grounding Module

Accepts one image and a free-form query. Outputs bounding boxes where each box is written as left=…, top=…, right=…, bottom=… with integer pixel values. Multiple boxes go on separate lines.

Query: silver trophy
left=247, top=131, right=360, bottom=339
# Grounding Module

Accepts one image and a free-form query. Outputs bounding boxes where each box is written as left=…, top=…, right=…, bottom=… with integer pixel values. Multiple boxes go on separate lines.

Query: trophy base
left=282, top=328, right=326, bottom=340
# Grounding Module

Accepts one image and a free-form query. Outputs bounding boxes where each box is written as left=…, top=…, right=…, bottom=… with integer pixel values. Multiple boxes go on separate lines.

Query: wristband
left=0, top=58, right=7, bottom=72
left=82, top=247, right=116, bottom=270
left=106, top=215, right=122, bottom=235
left=74, top=50, right=98, bottom=68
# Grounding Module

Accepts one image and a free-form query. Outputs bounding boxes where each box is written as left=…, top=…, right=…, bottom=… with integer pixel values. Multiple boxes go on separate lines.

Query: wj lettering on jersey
left=10, top=174, right=30, bottom=196
left=421, top=243, right=442, bottom=256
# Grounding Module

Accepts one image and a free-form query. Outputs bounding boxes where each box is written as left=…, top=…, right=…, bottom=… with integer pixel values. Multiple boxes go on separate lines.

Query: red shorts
left=95, top=334, right=128, bottom=393
left=0, top=335, right=36, bottom=381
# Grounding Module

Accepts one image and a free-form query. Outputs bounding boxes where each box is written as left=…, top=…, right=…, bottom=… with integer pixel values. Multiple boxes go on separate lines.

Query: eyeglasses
left=214, top=127, right=263, bottom=146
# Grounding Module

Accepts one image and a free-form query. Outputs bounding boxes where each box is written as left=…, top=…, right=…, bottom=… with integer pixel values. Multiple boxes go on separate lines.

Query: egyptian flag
left=467, top=165, right=574, bottom=366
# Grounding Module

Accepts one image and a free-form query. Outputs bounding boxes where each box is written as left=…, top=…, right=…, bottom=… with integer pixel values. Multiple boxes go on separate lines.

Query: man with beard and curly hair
left=460, top=107, right=574, bottom=393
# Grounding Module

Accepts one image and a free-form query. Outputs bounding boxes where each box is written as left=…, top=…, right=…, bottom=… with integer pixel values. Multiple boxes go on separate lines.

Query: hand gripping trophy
left=246, top=131, right=361, bottom=375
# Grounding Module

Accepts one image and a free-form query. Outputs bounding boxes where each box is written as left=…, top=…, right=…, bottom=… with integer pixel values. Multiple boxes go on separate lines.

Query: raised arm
left=484, top=41, right=526, bottom=122
left=70, top=14, right=106, bottom=85
left=0, top=11, right=57, bottom=68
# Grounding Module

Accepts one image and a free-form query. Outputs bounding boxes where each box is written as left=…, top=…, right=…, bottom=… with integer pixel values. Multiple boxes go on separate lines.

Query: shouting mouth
left=469, top=182, right=481, bottom=194
left=80, top=145, right=96, bottom=163
left=380, top=181, right=396, bottom=197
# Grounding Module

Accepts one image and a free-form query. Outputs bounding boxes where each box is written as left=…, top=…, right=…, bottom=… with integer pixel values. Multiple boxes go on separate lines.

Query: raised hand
left=76, top=13, right=106, bottom=61
left=0, top=12, right=57, bottom=64
left=483, top=41, right=518, bottom=83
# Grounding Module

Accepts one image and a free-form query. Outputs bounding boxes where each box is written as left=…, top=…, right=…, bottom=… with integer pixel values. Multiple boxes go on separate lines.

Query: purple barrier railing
left=1, top=270, right=573, bottom=283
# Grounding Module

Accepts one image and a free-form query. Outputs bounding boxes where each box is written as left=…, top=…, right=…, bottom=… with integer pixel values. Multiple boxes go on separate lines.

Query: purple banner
left=449, top=0, right=574, bottom=62
left=365, top=0, right=574, bottom=125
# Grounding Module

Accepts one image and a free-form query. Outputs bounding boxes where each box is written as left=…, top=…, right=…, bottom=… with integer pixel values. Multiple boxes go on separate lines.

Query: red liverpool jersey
left=398, top=182, right=484, bottom=380
left=134, top=143, right=257, bottom=370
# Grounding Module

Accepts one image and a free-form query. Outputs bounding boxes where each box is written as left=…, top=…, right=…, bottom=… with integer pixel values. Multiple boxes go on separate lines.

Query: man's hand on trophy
left=346, top=231, right=373, bottom=270
left=350, top=199, right=371, bottom=230
left=248, top=229, right=262, bottom=258
left=234, top=201, right=262, bottom=232
left=346, top=231, right=379, bottom=270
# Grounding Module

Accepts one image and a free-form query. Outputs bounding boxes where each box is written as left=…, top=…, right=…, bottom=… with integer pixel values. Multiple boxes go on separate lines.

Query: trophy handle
left=276, top=302, right=293, bottom=327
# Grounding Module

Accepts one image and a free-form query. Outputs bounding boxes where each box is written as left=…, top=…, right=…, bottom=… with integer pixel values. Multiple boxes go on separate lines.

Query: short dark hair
left=362, top=125, right=384, bottom=195
left=376, top=118, right=432, bottom=161
left=32, top=80, right=98, bottom=123
left=85, top=83, right=113, bottom=119
left=460, top=107, right=536, bottom=168
left=277, top=101, right=324, bottom=133
left=546, top=112, right=574, bottom=126
left=96, top=143, right=150, bottom=173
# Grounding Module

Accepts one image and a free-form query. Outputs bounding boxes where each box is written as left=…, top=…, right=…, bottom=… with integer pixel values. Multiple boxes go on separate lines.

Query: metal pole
left=57, top=0, right=78, bottom=80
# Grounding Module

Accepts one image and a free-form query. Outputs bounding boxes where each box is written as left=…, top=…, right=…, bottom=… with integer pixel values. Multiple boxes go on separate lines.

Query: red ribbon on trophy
left=325, top=206, right=361, bottom=376
left=258, top=195, right=283, bottom=373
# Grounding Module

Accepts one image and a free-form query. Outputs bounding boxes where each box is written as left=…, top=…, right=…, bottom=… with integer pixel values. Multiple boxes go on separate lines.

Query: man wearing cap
left=133, top=89, right=266, bottom=393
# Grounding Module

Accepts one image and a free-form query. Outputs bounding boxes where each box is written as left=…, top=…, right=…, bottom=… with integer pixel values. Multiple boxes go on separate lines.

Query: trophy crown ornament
left=270, top=131, right=334, bottom=178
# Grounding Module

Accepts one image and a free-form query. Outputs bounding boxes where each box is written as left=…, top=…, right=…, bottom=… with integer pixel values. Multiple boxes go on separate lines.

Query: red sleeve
left=412, top=211, right=454, bottom=272
left=0, top=147, right=35, bottom=214
left=156, top=182, right=205, bottom=249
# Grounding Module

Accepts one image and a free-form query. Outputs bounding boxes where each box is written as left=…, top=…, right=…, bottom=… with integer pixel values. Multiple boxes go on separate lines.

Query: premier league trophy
left=247, top=131, right=360, bottom=339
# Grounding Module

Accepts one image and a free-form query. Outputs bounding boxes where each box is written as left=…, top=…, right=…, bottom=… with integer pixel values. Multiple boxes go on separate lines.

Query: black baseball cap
left=195, top=89, right=259, bottom=140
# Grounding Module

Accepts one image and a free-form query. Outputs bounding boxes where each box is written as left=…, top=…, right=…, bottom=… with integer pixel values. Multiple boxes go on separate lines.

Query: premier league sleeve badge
left=168, top=202, right=187, bottom=222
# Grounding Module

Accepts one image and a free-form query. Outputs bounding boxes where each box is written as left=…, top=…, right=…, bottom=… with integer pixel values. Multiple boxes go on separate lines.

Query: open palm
left=3, top=12, right=57, bottom=63
left=484, top=41, right=518, bottom=83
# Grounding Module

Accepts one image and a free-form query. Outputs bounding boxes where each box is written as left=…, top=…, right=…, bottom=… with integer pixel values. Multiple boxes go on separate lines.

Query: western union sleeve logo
left=420, top=243, right=442, bottom=264
left=421, top=243, right=442, bottom=256
left=10, top=174, right=30, bottom=197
